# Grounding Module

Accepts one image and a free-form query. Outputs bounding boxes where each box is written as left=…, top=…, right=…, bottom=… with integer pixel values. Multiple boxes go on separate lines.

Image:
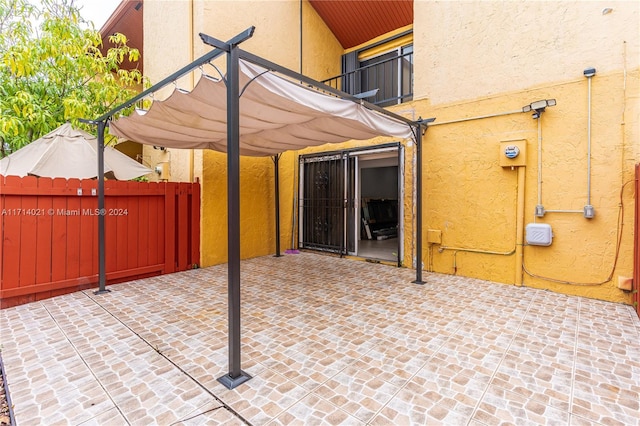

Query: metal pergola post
left=412, top=118, right=434, bottom=284
left=273, top=154, right=282, bottom=257
left=413, top=124, right=425, bottom=284
left=85, top=27, right=255, bottom=390
left=95, top=120, right=110, bottom=294
left=201, top=29, right=255, bottom=390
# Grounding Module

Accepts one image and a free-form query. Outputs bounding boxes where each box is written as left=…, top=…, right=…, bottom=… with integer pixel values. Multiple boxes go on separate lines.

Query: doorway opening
left=298, top=143, right=403, bottom=264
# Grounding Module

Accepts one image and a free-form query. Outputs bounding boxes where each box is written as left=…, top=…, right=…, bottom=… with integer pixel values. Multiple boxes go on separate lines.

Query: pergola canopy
left=92, top=28, right=428, bottom=390
left=109, top=60, right=415, bottom=156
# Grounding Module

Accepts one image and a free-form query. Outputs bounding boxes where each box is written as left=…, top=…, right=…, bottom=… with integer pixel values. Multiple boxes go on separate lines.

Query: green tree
left=0, top=0, right=145, bottom=157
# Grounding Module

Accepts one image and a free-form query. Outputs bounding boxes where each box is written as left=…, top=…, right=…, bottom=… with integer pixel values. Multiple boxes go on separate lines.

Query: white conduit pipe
left=587, top=72, right=593, bottom=206
left=537, top=117, right=542, bottom=207
left=582, top=67, right=596, bottom=218
left=426, top=109, right=523, bottom=126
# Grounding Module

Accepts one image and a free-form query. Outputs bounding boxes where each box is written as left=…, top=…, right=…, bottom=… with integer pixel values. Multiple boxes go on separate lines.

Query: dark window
left=324, top=35, right=413, bottom=107
left=359, top=44, right=413, bottom=106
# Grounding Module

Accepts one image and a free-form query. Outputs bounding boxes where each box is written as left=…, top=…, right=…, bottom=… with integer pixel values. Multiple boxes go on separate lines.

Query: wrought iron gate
left=299, top=144, right=401, bottom=261
left=299, top=154, right=346, bottom=253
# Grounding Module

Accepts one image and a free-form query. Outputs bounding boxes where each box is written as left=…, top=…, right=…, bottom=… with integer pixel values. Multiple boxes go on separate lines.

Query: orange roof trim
left=308, top=0, right=413, bottom=49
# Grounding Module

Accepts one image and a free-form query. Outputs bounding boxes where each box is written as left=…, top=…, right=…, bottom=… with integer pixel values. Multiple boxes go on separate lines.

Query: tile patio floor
left=1, top=252, right=639, bottom=425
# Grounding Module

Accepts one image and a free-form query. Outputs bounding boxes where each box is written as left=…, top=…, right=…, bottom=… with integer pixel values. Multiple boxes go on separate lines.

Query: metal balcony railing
left=322, top=51, right=413, bottom=107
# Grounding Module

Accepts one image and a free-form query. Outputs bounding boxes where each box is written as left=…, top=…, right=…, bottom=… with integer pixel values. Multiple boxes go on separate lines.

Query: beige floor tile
left=1, top=252, right=639, bottom=425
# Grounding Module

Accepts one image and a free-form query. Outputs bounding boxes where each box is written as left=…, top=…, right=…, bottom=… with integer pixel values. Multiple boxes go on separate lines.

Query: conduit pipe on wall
left=441, top=246, right=516, bottom=275
left=536, top=116, right=542, bottom=217
left=584, top=67, right=596, bottom=217
left=545, top=209, right=582, bottom=213
left=537, top=70, right=597, bottom=218
left=426, top=109, right=523, bottom=127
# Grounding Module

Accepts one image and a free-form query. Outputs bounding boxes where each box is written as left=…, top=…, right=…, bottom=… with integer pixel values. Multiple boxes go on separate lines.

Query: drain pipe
left=584, top=67, right=596, bottom=218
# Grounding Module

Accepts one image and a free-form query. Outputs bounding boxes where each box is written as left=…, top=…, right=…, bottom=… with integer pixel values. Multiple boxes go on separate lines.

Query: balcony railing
left=322, top=51, right=413, bottom=107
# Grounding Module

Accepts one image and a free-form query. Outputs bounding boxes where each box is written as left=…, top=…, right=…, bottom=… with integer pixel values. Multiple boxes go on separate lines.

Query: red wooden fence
left=0, top=175, right=200, bottom=308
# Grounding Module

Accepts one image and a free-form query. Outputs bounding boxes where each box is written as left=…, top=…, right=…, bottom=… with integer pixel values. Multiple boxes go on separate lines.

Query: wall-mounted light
left=522, top=99, right=556, bottom=119
left=602, top=8, right=613, bottom=15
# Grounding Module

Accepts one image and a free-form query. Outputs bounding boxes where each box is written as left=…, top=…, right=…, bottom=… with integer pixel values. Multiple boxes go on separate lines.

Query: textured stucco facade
left=140, top=0, right=639, bottom=304
left=408, top=1, right=639, bottom=303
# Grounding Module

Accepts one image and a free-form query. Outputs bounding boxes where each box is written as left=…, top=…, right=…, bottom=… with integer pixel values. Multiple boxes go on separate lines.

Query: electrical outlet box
left=526, top=223, right=553, bottom=246
left=500, top=139, right=527, bottom=167
left=427, top=229, right=442, bottom=244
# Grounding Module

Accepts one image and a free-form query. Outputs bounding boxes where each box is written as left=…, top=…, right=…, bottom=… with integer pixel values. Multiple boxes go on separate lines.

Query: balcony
left=322, top=50, right=413, bottom=107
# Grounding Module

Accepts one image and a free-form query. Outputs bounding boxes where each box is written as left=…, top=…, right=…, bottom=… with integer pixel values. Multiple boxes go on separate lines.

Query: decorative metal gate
left=298, top=144, right=402, bottom=262
left=300, top=154, right=346, bottom=253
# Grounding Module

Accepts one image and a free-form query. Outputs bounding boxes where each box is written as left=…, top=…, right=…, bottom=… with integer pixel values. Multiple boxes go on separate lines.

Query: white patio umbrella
left=0, top=123, right=151, bottom=180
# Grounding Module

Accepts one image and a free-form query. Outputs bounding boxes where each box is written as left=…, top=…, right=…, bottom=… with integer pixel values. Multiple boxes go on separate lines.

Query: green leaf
left=0, top=0, right=145, bottom=148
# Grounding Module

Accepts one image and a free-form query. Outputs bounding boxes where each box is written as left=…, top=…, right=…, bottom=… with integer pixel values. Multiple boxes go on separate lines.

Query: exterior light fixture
left=522, top=99, right=556, bottom=119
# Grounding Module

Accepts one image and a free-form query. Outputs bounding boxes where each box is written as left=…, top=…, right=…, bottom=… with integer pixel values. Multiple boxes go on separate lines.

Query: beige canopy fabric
left=109, top=60, right=415, bottom=156
left=0, top=123, right=152, bottom=180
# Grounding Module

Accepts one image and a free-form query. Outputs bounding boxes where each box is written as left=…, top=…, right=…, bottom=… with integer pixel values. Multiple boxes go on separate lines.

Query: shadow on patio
left=1, top=252, right=639, bottom=425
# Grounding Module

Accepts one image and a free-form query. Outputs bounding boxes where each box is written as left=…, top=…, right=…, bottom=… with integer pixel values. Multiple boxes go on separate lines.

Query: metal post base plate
left=217, top=371, right=252, bottom=390
left=412, top=280, right=426, bottom=285
left=94, top=289, right=111, bottom=295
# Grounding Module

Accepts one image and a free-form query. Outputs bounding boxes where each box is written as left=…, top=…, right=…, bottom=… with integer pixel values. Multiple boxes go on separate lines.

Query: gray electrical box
left=526, top=223, right=553, bottom=246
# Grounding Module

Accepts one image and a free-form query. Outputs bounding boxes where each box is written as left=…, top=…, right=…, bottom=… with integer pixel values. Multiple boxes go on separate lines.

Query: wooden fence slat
left=78, top=180, right=96, bottom=278
left=177, top=185, right=189, bottom=270
left=1, top=176, right=23, bottom=290
left=164, top=183, right=176, bottom=273
left=18, top=176, right=38, bottom=288
left=64, top=178, right=82, bottom=281
left=51, top=178, right=69, bottom=283
left=127, top=181, right=139, bottom=271
left=137, top=183, right=150, bottom=268
left=191, top=181, right=201, bottom=267
left=35, top=178, right=53, bottom=286
left=105, top=180, right=118, bottom=274
left=148, top=193, right=160, bottom=266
